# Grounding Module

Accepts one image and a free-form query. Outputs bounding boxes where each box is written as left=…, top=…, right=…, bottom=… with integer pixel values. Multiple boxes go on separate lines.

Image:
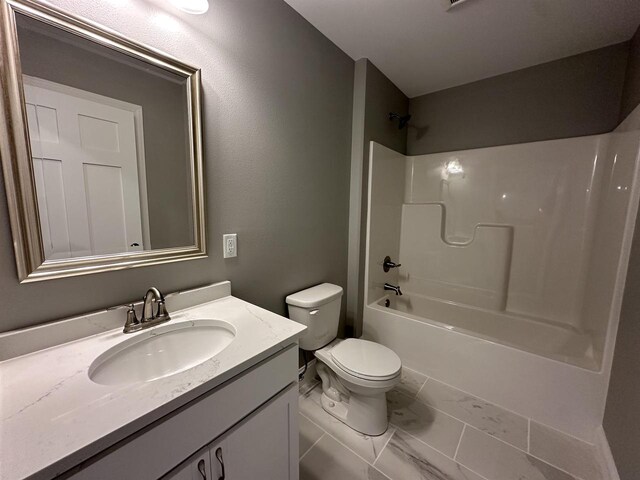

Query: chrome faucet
left=110, top=287, right=171, bottom=334
left=141, top=287, right=168, bottom=323
left=384, top=283, right=403, bottom=296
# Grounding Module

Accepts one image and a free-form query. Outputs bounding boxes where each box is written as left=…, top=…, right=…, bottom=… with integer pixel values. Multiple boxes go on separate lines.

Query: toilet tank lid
left=286, top=283, right=343, bottom=308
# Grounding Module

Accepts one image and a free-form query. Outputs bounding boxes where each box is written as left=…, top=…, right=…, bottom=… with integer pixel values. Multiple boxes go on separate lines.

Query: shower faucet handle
left=383, top=256, right=402, bottom=273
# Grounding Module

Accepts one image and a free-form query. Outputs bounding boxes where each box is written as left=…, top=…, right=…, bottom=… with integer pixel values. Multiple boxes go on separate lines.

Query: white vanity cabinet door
left=164, top=447, right=211, bottom=480
left=210, top=384, right=299, bottom=480
left=163, top=384, right=299, bottom=480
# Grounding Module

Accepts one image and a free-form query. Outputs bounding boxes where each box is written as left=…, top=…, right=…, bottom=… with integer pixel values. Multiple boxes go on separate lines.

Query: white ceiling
left=284, top=0, right=640, bottom=98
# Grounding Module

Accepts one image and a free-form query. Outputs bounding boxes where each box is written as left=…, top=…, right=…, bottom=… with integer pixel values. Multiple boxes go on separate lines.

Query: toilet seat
left=330, top=338, right=401, bottom=381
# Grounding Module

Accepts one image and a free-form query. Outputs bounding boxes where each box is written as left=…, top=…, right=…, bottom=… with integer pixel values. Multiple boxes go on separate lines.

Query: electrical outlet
left=223, top=234, right=237, bottom=258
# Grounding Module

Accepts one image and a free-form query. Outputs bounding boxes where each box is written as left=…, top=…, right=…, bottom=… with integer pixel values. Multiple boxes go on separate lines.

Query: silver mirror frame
left=0, top=0, right=207, bottom=283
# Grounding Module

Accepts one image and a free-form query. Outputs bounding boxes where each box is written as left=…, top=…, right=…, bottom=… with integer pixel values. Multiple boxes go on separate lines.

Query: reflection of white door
left=23, top=77, right=148, bottom=260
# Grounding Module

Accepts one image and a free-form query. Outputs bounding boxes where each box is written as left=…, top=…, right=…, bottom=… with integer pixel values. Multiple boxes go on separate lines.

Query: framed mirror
left=0, top=0, right=206, bottom=282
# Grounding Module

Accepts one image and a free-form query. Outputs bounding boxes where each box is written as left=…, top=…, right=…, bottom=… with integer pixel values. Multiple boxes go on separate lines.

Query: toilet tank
left=286, top=283, right=343, bottom=351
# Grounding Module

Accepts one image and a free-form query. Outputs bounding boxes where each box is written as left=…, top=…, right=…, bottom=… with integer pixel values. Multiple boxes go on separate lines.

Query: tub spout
left=384, top=283, right=403, bottom=296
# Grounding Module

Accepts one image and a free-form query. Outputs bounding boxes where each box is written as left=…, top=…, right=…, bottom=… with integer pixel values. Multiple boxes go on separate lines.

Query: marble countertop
left=0, top=291, right=306, bottom=480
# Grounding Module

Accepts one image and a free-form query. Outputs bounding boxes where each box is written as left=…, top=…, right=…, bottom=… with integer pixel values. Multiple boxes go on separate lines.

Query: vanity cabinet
left=65, top=345, right=299, bottom=480
left=164, top=385, right=297, bottom=480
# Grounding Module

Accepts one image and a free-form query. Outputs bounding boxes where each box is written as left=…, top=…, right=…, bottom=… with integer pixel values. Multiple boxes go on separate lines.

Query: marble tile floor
left=298, top=367, right=609, bottom=480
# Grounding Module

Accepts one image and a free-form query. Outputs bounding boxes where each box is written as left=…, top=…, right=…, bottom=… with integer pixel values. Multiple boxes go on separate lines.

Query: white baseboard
left=595, top=426, right=620, bottom=480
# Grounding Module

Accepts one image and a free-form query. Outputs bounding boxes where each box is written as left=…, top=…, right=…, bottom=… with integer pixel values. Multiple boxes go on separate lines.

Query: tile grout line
left=415, top=376, right=429, bottom=398
left=299, top=406, right=389, bottom=470
left=372, top=426, right=396, bottom=465
left=305, top=385, right=461, bottom=478
left=300, top=387, right=366, bottom=457
left=325, top=429, right=390, bottom=468
left=303, top=382, right=455, bottom=469
left=462, top=423, right=585, bottom=480
left=394, top=383, right=531, bottom=453
left=453, top=424, right=466, bottom=461
left=392, top=388, right=464, bottom=426
left=303, top=379, right=389, bottom=480
left=452, top=425, right=550, bottom=480
left=414, top=375, right=430, bottom=399
left=299, top=432, right=325, bottom=462
left=532, top=417, right=600, bottom=447
left=450, top=446, right=496, bottom=480
left=302, top=389, right=487, bottom=480
left=304, top=383, right=581, bottom=480
left=425, top=376, right=530, bottom=422
left=303, top=383, right=583, bottom=480
left=390, top=422, right=458, bottom=462
left=393, top=387, right=572, bottom=474
left=299, top=410, right=328, bottom=437
left=392, top=422, right=492, bottom=480
left=427, top=375, right=599, bottom=477
left=402, top=366, right=429, bottom=398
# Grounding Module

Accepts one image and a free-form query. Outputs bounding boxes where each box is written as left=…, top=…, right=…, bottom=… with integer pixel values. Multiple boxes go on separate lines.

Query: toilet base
left=320, top=390, right=389, bottom=437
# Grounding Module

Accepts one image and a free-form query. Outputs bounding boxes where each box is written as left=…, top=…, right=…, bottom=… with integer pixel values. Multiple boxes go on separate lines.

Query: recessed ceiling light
left=169, top=0, right=209, bottom=15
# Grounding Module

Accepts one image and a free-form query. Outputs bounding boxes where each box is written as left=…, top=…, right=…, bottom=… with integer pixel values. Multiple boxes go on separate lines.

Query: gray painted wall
left=620, top=26, right=640, bottom=121
left=604, top=25, right=640, bottom=480
left=16, top=17, right=192, bottom=249
left=349, top=59, right=408, bottom=336
left=0, top=0, right=354, bottom=333
left=407, top=42, right=630, bottom=155
left=604, top=212, right=640, bottom=480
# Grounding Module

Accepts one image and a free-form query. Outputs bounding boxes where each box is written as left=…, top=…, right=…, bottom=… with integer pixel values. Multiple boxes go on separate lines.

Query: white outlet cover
left=223, top=234, right=237, bottom=258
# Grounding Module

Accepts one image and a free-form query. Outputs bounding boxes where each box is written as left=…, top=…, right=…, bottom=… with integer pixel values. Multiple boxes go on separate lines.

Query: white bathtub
left=363, top=296, right=607, bottom=441
left=377, top=292, right=596, bottom=370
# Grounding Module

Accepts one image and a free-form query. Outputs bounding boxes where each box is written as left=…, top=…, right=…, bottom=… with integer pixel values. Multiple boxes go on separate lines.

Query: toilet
left=286, top=283, right=401, bottom=436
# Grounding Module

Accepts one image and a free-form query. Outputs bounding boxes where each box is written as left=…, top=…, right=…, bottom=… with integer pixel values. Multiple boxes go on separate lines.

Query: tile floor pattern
left=299, top=367, right=609, bottom=480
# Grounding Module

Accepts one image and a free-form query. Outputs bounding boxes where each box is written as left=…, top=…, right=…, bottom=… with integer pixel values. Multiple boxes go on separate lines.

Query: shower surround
left=362, top=106, right=640, bottom=443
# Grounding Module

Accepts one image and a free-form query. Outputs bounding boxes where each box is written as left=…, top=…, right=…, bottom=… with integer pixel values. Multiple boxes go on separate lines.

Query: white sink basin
left=88, top=319, right=236, bottom=386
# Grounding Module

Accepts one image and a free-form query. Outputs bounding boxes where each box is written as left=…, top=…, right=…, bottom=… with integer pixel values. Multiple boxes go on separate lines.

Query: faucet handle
left=383, top=256, right=402, bottom=272
left=123, top=304, right=141, bottom=333
left=108, top=303, right=142, bottom=333
left=125, top=304, right=140, bottom=321
left=156, top=300, right=171, bottom=320
left=107, top=303, right=137, bottom=313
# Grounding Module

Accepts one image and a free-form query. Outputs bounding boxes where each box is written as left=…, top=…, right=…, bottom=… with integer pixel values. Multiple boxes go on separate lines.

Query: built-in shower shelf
left=399, top=203, right=513, bottom=310
left=405, top=201, right=513, bottom=246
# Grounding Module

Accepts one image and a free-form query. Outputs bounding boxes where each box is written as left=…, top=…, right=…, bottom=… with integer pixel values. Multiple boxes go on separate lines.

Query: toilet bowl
left=286, top=283, right=402, bottom=436
left=314, top=338, right=401, bottom=436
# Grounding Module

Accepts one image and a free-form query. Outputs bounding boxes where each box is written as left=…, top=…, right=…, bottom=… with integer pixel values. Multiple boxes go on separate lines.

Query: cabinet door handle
left=197, top=459, right=207, bottom=479
left=215, top=447, right=225, bottom=480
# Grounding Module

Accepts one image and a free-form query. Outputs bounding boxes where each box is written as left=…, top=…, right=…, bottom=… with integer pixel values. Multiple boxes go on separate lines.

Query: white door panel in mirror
left=24, top=80, right=145, bottom=258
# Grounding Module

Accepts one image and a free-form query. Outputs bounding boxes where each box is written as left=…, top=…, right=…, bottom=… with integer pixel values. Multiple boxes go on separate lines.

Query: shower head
left=389, top=112, right=412, bottom=130
left=399, top=114, right=412, bottom=129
